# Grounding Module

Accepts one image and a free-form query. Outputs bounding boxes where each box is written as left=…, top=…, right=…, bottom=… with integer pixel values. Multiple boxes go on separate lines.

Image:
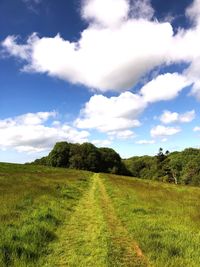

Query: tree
left=48, top=142, right=70, bottom=167
left=99, top=147, right=122, bottom=174
left=182, top=159, right=200, bottom=185
left=69, top=143, right=101, bottom=172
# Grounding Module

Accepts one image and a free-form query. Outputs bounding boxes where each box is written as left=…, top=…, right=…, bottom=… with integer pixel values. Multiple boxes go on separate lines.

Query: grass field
left=1, top=163, right=200, bottom=266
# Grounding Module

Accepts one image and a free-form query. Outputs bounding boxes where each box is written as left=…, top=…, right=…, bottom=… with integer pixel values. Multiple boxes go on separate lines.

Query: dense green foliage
left=33, top=142, right=128, bottom=175
left=34, top=142, right=200, bottom=186
left=124, top=147, right=200, bottom=185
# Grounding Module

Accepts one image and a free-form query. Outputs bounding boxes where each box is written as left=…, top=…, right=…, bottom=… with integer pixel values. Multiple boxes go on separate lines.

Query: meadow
left=1, top=163, right=200, bottom=266
left=0, top=163, right=92, bottom=267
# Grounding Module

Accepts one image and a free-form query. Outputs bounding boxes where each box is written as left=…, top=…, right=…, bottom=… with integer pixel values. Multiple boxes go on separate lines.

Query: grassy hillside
left=1, top=163, right=200, bottom=266
left=0, top=163, right=92, bottom=267
left=102, top=174, right=200, bottom=266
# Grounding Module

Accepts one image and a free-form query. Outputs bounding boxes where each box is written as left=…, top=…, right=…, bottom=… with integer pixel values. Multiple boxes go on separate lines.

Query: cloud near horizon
left=2, top=0, right=200, bottom=97
left=0, top=112, right=89, bottom=153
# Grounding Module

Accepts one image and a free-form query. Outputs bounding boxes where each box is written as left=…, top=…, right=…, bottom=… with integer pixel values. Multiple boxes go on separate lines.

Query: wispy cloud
left=22, top=0, right=42, bottom=14
left=136, top=139, right=155, bottom=145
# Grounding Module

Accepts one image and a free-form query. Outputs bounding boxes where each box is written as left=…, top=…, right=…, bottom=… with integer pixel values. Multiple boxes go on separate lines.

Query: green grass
left=100, top=173, right=200, bottom=267
left=1, top=163, right=200, bottom=266
left=0, top=163, right=92, bottom=267
left=43, top=173, right=109, bottom=267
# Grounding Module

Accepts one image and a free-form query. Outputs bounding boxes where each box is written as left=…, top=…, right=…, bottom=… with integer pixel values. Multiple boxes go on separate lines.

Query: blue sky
left=1, top=0, right=200, bottom=163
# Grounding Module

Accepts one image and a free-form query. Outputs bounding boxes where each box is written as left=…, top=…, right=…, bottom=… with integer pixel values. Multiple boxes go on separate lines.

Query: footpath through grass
left=44, top=173, right=147, bottom=267
left=101, top=173, right=200, bottom=267
left=2, top=163, right=200, bottom=266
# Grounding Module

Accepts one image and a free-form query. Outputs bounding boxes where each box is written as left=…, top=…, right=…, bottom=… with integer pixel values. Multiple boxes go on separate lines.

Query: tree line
left=124, top=147, right=200, bottom=186
left=33, top=142, right=129, bottom=175
left=33, top=142, right=200, bottom=186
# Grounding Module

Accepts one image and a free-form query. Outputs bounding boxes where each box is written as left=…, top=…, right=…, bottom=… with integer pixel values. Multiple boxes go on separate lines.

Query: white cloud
left=140, top=73, right=191, bottom=103
left=74, top=74, right=194, bottom=135
left=150, top=125, right=181, bottom=138
left=17, top=111, right=57, bottom=125
left=0, top=112, right=89, bottom=153
left=2, top=0, right=200, bottom=96
left=130, top=0, right=154, bottom=20
left=2, top=35, right=33, bottom=60
left=160, top=110, right=195, bottom=124
left=1, top=3, right=174, bottom=92
left=108, top=130, right=135, bottom=140
left=186, top=0, right=200, bottom=25
left=136, top=139, right=155, bottom=145
left=82, top=0, right=129, bottom=27
left=74, top=92, right=146, bottom=133
left=92, top=139, right=112, bottom=147
left=193, top=126, right=200, bottom=132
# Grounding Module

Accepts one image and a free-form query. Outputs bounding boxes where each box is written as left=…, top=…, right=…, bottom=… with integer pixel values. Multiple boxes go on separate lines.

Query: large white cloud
left=74, top=71, right=193, bottom=135
left=74, top=92, right=146, bottom=133
left=0, top=112, right=89, bottom=153
left=2, top=0, right=174, bottom=92
left=3, top=0, right=200, bottom=95
left=2, top=0, right=200, bottom=95
left=2, top=0, right=200, bottom=147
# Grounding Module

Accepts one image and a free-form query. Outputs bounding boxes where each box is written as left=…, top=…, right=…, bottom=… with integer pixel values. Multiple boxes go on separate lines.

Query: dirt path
left=44, top=173, right=149, bottom=267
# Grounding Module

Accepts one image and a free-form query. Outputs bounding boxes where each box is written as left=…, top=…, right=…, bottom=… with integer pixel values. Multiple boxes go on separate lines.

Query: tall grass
left=2, top=162, right=200, bottom=266
left=0, top=163, right=91, bottom=267
left=101, top=174, right=200, bottom=267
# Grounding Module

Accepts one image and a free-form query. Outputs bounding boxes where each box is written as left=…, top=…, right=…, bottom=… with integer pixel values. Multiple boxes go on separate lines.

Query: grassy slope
left=44, top=173, right=147, bottom=267
left=0, top=163, right=92, bottom=267
left=1, top=163, right=200, bottom=266
left=101, top=173, right=200, bottom=267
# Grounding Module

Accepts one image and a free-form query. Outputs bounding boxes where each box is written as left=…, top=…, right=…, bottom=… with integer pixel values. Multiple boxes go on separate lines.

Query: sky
left=1, top=0, right=200, bottom=163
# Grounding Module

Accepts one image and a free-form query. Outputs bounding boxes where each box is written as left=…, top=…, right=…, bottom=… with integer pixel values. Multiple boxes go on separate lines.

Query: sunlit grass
left=101, top=173, right=200, bottom=267
left=1, top=162, right=200, bottom=266
left=0, top=163, right=91, bottom=267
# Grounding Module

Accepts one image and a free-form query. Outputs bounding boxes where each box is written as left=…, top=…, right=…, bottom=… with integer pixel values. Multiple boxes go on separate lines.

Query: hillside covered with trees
left=124, top=147, right=200, bottom=186
left=33, top=142, right=200, bottom=186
